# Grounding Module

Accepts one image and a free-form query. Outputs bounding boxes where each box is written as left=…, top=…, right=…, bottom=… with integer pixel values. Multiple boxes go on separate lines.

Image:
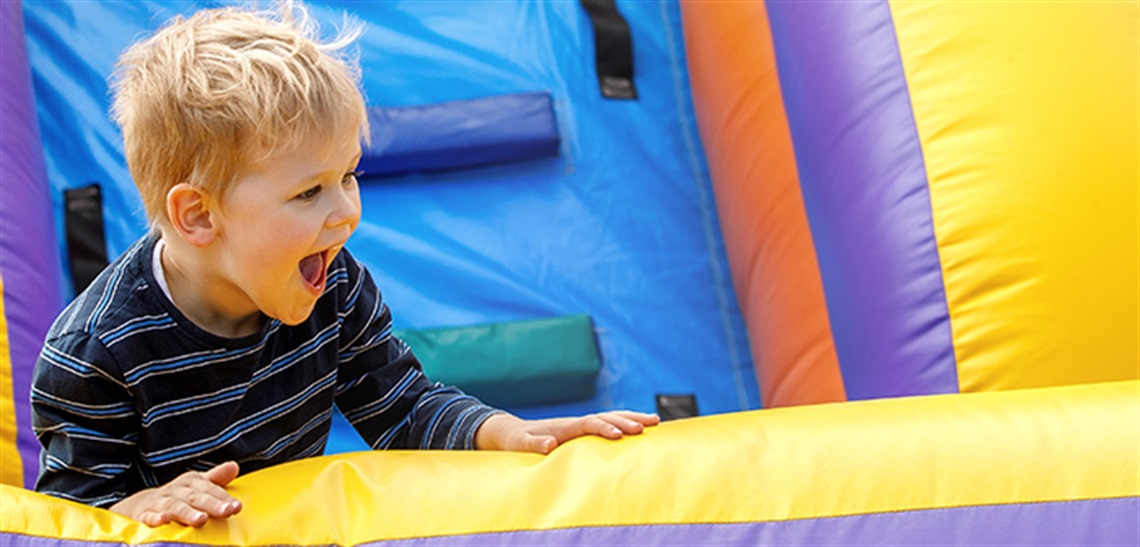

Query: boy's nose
left=325, top=185, right=361, bottom=231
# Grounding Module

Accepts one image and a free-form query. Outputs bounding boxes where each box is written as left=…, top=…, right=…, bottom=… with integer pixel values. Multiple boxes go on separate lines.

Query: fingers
left=204, top=461, right=241, bottom=487
left=585, top=411, right=661, bottom=439
left=185, top=463, right=242, bottom=517
left=485, top=410, right=661, bottom=455
left=527, top=435, right=558, bottom=455
left=160, top=478, right=239, bottom=526
left=137, top=509, right=175, bottom=527
left=541, top=411, right=659, bottom=444
left=612, top=411, right=661, bottom=427
left=115, top=465, right=242, bottom=528
left=137, top=499, right=210, bottom=528
left=185, top=479, right=243, bottom=519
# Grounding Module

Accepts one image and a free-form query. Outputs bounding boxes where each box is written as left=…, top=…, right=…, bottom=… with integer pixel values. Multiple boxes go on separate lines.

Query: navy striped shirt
left=32, top=234, right=500, bottom=507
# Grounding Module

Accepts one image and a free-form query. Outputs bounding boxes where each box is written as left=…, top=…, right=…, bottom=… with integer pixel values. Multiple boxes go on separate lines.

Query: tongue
left=300, top=253, right=324, bottom=286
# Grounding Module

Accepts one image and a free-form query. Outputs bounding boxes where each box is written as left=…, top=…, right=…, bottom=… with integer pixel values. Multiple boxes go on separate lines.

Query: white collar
left=152, top=238, right=175, bottom=304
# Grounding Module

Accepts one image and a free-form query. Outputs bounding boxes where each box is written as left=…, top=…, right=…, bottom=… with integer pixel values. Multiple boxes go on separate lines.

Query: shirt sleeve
left=332, top=253, right=501, bottom=450
left=31, top=332, right=142, bottom=508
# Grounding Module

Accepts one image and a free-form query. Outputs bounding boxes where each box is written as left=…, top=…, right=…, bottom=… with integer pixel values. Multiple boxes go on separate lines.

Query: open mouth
left=299, top=250, right=328, bottom=292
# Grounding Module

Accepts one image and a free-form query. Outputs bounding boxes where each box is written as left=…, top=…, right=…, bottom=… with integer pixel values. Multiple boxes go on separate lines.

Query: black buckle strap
left=580, top=0, right=637, bottom=100
left=64, top=183, right=109, bottom=294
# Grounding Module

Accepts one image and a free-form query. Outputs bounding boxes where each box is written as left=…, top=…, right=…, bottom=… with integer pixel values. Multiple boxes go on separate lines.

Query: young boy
left=31, top=2, right=657, bottom=528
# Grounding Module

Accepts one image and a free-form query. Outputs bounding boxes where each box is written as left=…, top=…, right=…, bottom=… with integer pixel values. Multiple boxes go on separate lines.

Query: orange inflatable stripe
left=681, top=2, right=844, bottom=407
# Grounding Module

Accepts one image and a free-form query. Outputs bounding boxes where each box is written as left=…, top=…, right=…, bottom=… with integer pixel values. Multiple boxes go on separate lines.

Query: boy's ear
left=166, top=183, right=217, bottom=247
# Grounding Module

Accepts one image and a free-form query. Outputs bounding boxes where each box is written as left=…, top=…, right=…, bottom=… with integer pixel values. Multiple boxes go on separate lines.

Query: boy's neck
left=156, top=232, right=266, bottom=339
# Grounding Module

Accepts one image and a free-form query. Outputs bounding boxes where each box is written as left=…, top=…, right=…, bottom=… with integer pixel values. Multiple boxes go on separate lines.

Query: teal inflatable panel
left=396, top=314, right=599, bottom=408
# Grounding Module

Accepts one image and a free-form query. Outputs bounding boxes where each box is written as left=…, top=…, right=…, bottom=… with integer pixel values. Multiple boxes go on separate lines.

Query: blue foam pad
left=360, top=91, right=560, bottom=177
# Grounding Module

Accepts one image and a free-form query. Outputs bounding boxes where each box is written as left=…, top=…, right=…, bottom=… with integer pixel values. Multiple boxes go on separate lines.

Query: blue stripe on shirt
left=101, top=315, right=176, bottom=345
left=31, top=389, right=134, bottom=418
left=124, top=345, right=263, bottom=385
left=250, top=325, right=339, bottom=385
left=141, top=384, right=248, bottom=426
left=143, top=371, right=337, bottom=466
left=343, top=368, right=418, bottom=424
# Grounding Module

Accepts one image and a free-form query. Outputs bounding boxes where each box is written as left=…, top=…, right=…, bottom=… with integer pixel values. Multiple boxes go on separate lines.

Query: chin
left=273, top=306, right=318, bottom=326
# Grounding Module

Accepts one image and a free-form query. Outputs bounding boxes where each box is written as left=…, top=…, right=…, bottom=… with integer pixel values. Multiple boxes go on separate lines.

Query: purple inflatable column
left=1, top=0, right=64, bottom=488
left=765, top=0, right=959, bottom=400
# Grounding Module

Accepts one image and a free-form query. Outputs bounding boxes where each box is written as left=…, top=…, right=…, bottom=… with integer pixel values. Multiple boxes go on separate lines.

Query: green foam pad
left=394, top=314, right=600, bottom=408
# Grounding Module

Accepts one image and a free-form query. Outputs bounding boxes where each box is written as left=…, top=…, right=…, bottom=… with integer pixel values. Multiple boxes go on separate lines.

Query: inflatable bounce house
left=2, top=1, right=1137, bottom=545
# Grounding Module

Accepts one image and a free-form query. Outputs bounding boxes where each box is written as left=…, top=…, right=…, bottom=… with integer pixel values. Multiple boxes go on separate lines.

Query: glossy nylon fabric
left=681, top=1, right=846, bottom=408
left=890, top=1, right=1140, bottom=392
left=0, top=0, right=64, bottom=489
left=2, top=380, right=1136, bottom=546
left=4, top=499, right=1138, bottom=547
left=0, top=276, right=20, bottom=487
left=765, top=0, right=958, bottom=401
left=19, top=0, right=759, bottom=453
left=361, top=92, right=561, bottom=176
left=394, top=314, right=601, bottom=408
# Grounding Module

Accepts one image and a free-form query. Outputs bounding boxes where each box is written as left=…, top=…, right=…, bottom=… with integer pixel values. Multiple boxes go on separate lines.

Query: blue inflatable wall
left=20, top=0, right=759, bottom=458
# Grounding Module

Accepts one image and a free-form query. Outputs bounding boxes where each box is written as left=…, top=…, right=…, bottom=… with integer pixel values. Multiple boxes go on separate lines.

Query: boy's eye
left=297, top=186, right=321, bottom=200
left=342, top=169, right=363, bottom=184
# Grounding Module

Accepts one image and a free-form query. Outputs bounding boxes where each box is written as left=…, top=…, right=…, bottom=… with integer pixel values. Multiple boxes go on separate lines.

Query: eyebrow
left=299, top=150, right=363, bottom=185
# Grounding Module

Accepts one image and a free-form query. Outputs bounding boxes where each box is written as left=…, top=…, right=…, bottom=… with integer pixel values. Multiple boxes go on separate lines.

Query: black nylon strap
left=64, top=183, right=109, bottom=294
left=580, top=0, right=637, bottom=99
left=656, top=393, right=699, bottom=421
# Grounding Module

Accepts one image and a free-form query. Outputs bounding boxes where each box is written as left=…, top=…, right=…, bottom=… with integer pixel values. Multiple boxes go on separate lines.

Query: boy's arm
left=35, top=333, right=242, bottom=527
left=333, top=256, right=501, bottom=450
left=335, top=316, right=502, bottom=449
left=32, top=335, right=141, bottom=507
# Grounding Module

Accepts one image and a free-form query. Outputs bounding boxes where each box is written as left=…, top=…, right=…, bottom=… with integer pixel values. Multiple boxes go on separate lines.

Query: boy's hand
left=109, top=461, right=242, bottom=527
left=475, top=411, right=660, bottom=454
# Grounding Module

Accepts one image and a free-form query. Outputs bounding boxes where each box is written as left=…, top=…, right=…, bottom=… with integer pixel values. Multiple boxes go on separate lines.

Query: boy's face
left=210, top=128, right=363, bottom=326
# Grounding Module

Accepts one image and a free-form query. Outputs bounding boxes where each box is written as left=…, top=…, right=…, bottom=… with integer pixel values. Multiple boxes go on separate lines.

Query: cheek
left=243, top=216, right=318, bottom=268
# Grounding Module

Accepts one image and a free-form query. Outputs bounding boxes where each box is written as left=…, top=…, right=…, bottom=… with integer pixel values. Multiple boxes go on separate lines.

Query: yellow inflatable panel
left=891, top=1, right=1140, bottom=391
left=0, top=275, right=23, bottom=487
left=3, top=380, right=1137, bottom=545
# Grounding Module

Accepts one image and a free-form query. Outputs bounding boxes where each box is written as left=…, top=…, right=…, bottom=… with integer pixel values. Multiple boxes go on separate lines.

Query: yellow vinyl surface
left=0, top=275, right=23, bottom=487
left=3, top=380, right=1137, bottom=546
left=891, top=1, right=1140, bottom=391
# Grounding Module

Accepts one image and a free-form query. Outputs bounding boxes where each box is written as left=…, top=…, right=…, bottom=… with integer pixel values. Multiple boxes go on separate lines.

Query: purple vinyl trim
left=10, top=497, right=1134, bottom=546
left=0, top=0, right=64, bottom=488
left=763, top=1, right=958, bottom=400
left=373, top=497, right=1140, bottom=546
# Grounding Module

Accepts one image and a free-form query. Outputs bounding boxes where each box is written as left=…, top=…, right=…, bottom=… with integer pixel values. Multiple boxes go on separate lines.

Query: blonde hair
left=110, top=1, right=369, bottom=223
